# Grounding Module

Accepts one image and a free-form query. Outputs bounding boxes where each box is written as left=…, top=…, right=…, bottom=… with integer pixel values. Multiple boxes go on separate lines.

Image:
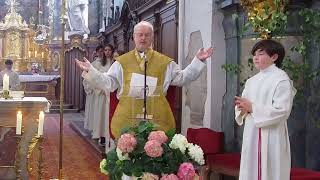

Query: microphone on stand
left=142, top=53, right=148, bottom=120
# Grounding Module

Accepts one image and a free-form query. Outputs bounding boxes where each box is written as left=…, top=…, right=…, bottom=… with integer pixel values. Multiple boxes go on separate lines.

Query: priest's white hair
left=134, top=21, right=154, bottom=33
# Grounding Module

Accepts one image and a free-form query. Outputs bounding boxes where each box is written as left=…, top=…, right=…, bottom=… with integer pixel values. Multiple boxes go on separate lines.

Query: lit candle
left=37, top=111, right=45, bottom=136
left=28, top=51, right=31, bottom=57
left=16, top=111, right=22, bottom=135
left=35, top=51, right=37, bottom=57
left=41, top=52, right=44, bottom=58
left=3, top=74, right=9, bottom=91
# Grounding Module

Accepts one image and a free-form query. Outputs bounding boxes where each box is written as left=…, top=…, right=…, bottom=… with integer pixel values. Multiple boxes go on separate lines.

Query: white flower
left=187, top=143, right=205, bottom=165
left=99, top=159, right=108, bottom=175
left=116, top=147, right=130, bottom=161
left=169, top=134, right=189, bottom=153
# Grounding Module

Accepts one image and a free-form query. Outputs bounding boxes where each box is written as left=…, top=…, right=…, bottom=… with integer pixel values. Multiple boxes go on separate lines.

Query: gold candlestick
left=15, top=133, right=23, bottom=180
left=37, top=135, right=44, bottom=180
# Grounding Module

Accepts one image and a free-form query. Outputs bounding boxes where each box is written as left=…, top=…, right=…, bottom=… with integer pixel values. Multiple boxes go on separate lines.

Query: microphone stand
left=143, top=54, right=148, bottom=120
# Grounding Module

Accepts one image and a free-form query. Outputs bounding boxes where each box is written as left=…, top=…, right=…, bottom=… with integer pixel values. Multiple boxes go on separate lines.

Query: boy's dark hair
left=251, top=39, right=285, bottom=68
left=5, top=59, right=13, bottom=65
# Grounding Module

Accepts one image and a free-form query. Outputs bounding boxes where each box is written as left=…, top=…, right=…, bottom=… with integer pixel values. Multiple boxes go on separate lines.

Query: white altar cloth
left=0, top=97, right=51, bottom=112
left=19, top=75, right=60, bottom=82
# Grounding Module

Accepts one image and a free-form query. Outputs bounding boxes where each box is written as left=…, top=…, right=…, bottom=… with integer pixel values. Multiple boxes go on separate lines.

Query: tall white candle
left=16, top=111, right=22, bottom=135
left=37, top=111, right=45, bottom=136
left=3, top=74, right=9, bottom=91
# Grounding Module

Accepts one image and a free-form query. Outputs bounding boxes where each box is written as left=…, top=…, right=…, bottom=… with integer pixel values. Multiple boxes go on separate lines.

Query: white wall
left=179, top=0, right=226, bottom=135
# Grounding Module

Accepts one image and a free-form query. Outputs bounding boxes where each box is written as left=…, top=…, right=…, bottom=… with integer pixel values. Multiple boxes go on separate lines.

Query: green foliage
left=221, top=61, right=253, bottom=88
left=299, top=9, right=320, bottom=43
left=280, top=8, right=320, bottom=103
left=221, top=64, right=242, bottom=74
left=242, top=0, right=288, bottom=38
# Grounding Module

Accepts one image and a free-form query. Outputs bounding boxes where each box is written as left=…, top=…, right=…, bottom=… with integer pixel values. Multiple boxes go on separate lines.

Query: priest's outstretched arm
left=78, top=57, right=120, bottom=93
left=75, top=47, right=214, bottom=95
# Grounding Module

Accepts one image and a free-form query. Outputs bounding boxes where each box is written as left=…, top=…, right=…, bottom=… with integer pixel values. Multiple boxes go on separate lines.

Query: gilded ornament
left=240, top=0, right=288, bottom=39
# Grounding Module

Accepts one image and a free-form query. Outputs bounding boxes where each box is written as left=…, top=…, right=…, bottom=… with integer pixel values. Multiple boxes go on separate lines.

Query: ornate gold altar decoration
left=27, top=26, right=50, bottom=72
left=240, top=0, right=288, bottom=39
left=0, top=0, right=50, bottom=72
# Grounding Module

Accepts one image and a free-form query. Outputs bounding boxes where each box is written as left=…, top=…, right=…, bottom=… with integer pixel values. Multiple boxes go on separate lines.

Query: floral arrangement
left=100, top=121, right=205, bottom=180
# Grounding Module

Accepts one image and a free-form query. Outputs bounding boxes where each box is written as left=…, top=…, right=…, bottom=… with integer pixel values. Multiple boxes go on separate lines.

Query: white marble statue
left=67, top=0, right=90, bottom=35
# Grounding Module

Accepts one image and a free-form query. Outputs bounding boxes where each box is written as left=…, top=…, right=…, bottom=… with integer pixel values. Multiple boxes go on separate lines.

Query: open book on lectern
left=128, top=73, right=158, bottom=98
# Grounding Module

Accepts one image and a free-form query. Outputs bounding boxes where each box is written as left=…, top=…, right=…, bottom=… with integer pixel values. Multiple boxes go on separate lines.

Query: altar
left=19, top=75, right=60, bottom=100
left=0, top=97, right=50, bottom=180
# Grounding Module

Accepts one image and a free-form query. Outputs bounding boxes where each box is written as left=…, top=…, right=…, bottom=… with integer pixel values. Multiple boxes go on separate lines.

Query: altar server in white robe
left=75, top=21, right=214, bottom=138
left=83, top=45, right=113, bottom=145
left=235, top=39, right=296, bottom=180
left=0, top=59, right=20, bottom=90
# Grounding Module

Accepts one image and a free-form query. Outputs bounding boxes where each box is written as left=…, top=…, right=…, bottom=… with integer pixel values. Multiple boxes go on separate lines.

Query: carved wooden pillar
left=64, top=34, right=87, bottom=110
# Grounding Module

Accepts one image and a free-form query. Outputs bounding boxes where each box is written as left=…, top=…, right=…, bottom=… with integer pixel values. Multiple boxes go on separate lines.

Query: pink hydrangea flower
left=148, top=130, right=168, bottom=144
left=117, top=133, right=137, bottom=153
left=177, top=162, right=196, bottom=180
left=160, top=174, right=179, bottom=180
left=144, top=140, right=163, bottom=157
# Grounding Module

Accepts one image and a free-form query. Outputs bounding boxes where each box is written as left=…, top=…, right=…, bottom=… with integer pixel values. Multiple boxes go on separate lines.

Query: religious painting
left=0, top=127, right=18, bottom=167
left=51, top=51, right=60, bottom=71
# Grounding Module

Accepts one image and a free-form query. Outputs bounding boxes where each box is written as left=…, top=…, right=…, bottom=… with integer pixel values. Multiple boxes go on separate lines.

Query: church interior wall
left=179, top=0, right=215, bottom=135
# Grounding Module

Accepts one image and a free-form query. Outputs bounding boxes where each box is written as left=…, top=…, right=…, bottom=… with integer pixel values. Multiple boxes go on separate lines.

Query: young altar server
left=235, top=39, right=296, bottom=180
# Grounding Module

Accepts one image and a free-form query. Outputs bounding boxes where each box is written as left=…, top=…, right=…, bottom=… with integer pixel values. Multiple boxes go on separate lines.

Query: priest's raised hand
left=75, top=57, right=91, bottom=72
left=196, top=47, right=214, bottom=61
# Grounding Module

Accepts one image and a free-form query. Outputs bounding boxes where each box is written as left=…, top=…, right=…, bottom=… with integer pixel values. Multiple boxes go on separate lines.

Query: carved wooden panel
left=64, top=48, right=85, bottom=110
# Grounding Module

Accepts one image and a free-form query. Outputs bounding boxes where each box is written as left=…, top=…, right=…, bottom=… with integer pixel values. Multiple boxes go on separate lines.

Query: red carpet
left=41, top=114, right=108, bottom=180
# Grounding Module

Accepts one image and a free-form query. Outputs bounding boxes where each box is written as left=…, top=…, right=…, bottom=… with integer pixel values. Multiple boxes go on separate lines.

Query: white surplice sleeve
left=164, top=57, right=206, bottom=91
left=82, top=61, right=122, bottom=93
left=252, top=80, right=295, bottom=128
left=235, top=81, right=249, bottom=126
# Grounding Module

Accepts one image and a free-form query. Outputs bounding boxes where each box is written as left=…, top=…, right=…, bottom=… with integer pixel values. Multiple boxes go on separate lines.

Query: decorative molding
left=66, top=34, right=86, bottom=53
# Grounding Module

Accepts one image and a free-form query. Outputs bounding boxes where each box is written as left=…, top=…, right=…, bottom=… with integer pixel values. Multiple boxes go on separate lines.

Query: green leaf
left=166, top=129, right=176, bottom=140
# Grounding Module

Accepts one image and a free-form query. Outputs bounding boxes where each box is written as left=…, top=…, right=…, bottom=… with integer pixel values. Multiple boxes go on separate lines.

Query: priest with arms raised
left=76, top=21, right=213, bottom=139
left=235, top=39, right=296, bottom=180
